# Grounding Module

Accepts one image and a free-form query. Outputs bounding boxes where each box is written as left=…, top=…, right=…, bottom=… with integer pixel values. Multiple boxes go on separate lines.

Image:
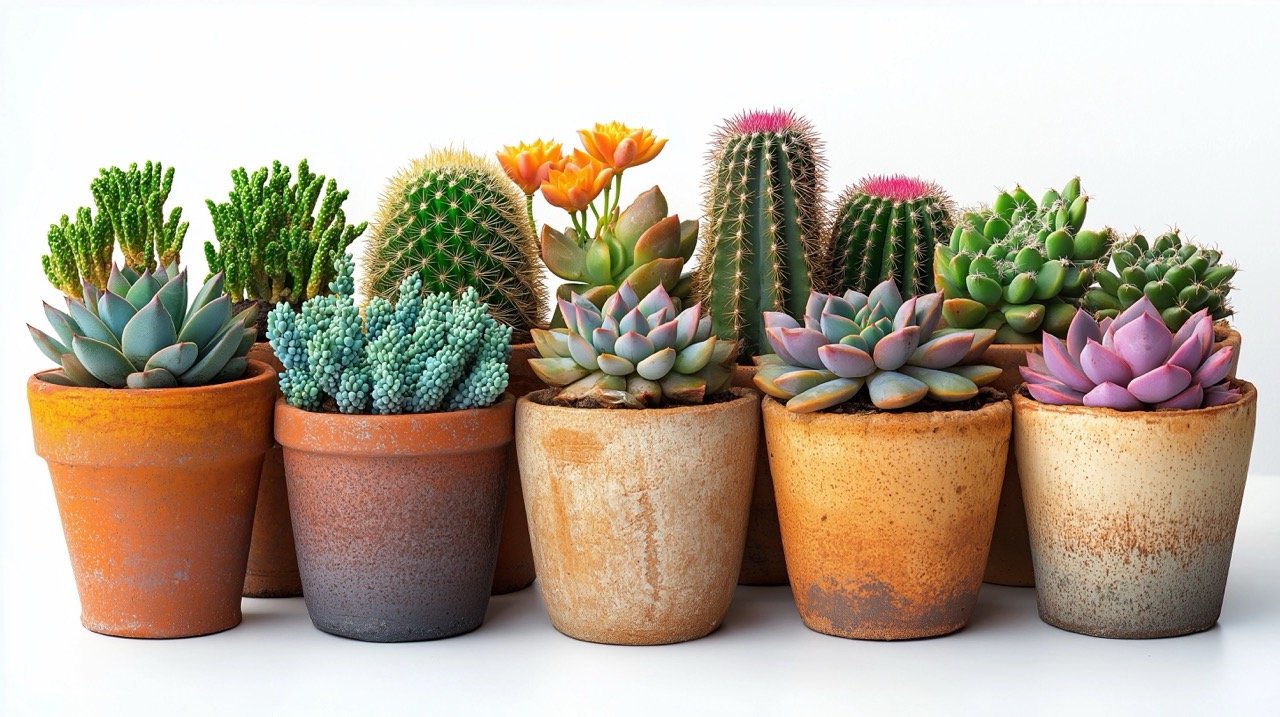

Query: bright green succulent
left=29, top=264, right=255, bottom=388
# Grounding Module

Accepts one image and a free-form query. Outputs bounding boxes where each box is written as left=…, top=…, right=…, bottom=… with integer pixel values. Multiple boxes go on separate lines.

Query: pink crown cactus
left=1020, top=297, right=1239, bottom=410
left=753, top=279, right=1001, bottom=413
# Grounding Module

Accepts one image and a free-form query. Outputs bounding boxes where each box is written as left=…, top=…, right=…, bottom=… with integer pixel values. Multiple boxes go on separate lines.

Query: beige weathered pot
left=763, top=395, right=1011, bottom=640
left=733, top=365, right=788, bottom=585
left=1013, top=381, right=1257, bottom=639
left=516, top=388, right=760, bottom=645
left=1214, top=322, right=1242, bottom=378
left=979, top=342, right=1040, bottom=587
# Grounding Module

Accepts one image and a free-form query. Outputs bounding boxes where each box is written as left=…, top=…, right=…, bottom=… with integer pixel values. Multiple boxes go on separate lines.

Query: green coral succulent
left=41, top=208, right=114, bottom=297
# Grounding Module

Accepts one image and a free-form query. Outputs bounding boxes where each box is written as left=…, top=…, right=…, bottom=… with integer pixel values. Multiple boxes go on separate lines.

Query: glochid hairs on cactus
left=268, top=253, right=511, bottom=414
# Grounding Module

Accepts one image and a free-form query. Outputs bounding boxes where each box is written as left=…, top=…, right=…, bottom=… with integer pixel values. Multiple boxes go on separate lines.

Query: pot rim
left=27, top=358, right=276, bottom=400
left=1011, top=378, right=1256, bottom=420
left=518, top=386, right=759, bottom=416
left=760, top=391, right=1011, bottom=429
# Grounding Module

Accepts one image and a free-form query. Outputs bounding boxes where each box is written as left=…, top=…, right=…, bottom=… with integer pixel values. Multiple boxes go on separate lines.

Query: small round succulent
left=528, top=281, right=736, bottom=408
left=1020, top=298, right=1238, bottom=410
left=754, top=280, right=1001, bottom=413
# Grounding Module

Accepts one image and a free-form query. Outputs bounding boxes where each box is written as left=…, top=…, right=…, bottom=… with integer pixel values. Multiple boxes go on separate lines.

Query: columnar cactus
left=827, top=175, right=954, bottom=297
left=92, top=161, right=188, bottom=272
left=1084, top=229, right=1235, bottom=330
left=361, top=148, right=545, bottom=336
left=268, top=254, right=510, bottom=414
left=934, top=178, right=1113, bottom=343
left=754, top=280, right=1000, bottom=413
left=695, top=109, right=827, bottom=359
left=205, top=159, right=367, bottom=306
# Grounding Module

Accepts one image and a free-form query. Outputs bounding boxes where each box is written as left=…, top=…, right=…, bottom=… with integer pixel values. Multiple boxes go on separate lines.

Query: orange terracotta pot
left=980, top=343, right=1040, bottom=587
left=242, top=343, right=302, bottom=598
left=27, top=360, right=276, bottom=638
left=491, top=343, right=541, bottom=595
left=733, top=365, right=788, bottom=585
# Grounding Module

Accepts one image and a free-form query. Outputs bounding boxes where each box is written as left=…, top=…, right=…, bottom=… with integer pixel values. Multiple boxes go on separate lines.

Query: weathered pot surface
left=979, top=342, right=1040, bottom=587
left=516, top=388, right=760, bottom=645
left=763, top=395, right=1011, bottom=640
left=1013, top=381, right=1257, bottom=639
left=491, top=343, right=540, bottom=595
left=28, top=361, right=276, bottom=638
left=277, top=395, right=514, bottom=642
left=733, top=365, right=788, bottom=586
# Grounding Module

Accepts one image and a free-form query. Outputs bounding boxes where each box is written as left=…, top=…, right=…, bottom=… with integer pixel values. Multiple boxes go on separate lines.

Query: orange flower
left=496, top=139, right=565, bottom=195
left=577, top=122, right=667, bottom=171
left=540, top=155, right=615, bottom=213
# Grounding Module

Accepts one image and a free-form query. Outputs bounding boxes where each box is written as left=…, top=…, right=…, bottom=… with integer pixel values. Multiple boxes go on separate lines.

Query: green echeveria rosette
left=933, top=178, right=1113, bottom=343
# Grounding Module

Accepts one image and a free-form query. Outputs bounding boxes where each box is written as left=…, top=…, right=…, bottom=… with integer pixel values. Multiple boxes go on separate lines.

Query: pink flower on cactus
left=855, top=175, right=940, bottom=203
left=728, top=108, right=799, bottom=134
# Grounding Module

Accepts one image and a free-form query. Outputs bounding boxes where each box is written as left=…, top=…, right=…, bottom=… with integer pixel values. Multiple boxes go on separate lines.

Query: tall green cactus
left=827, top=175, right=954, bottom=297
left=91, top=161, right=188, bottom=272
left=361, top=148, right=546, bottom=337
left=695, top=109, right=827, bottom=359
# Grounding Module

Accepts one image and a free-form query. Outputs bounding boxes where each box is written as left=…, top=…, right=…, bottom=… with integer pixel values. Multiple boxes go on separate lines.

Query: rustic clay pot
left=1013, top=382, right=1257, bottom=639
left=276, top=395, right=513, bottom=642
left=1214, top=322, right=1241, bottom=378
left=491, top=343, right=540, bottom=595
left=242, top=342, right=302, bottom=598
left=27, top=361, right=276, bottom=638
left=516, top=388, right=760, bottom=645
left=763, top=395, right=1011, bottom=640
left=733, top=365, right=788, bottom=586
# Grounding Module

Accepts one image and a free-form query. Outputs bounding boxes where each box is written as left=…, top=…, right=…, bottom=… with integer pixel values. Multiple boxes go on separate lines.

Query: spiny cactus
left=827, top=175, right=954, bottom=297
left=1084, top=229, right=1235, bottom=330
left=41, top=208, right=114, bottom=297
left=92, top=161, right=188, bottom=272
left=269, top=254, right=511, bottom=414
left=205, top=159, right=367, bottom=306
left=1021, top=299, right=1238, bottom=410
left=934, top=178, right=1113, bottom=343
left=753, top=280, right=1000, bottom=413
left=528, top=282, right=736, bottom=408
left=695, top=109, right=827, bottom=360
left=29, top=263, right=255, bottom=388
left=361, top=148, right=545, bottom=337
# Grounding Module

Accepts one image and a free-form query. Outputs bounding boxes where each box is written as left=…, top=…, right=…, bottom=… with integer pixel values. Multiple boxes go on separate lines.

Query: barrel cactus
left=1084, top=229, right=1235, bottom=330
left=753, top=280, right=1001, bottom=413
left=528, top=282, right=737, bottom=408
left=827, top=174, right=954, bottom=297
left=695, top=108, right=827, bottom=359
left=1021, top=298, right=1238, bottom=410
left=361, top=148, right=545, bottom=337
left=28, top=264, right=255, bottom=388
left=934, top=178, right=1113, bottom=343
left=268, top=254, right=511, bottom=414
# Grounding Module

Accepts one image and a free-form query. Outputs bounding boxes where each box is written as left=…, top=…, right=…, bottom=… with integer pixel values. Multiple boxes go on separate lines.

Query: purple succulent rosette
left=1021, top=296, right=1239, bottom=410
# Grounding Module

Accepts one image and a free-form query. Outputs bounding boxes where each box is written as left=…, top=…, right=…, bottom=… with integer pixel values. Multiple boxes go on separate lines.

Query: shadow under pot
left=763, top=394, right=1011, bottom=640
left=516, top=388, right=760, bottom=646
left=27, top=360, right=277, bottom=638
left=275, top=394, right=514, bottom=642
left=1013, top=381, right=1257, bottom=639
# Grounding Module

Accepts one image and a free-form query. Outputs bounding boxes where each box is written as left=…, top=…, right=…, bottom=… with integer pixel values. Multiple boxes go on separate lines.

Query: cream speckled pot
left=516, top=389, right=759, bottom=645
left=1013, top=381, right=1257, bottom=639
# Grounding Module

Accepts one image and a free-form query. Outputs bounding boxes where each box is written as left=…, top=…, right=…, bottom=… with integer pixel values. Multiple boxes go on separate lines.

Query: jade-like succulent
left=29, top=264, right=255, bottom=388
left=268, top=254, right=510, bottom=414
left=1021, top=298, right=1238, bottom=410
left=934, top=178, right=1113, bottom=343
left=205, top=159, right=367, bottom=306
left=1084, top=229, right=1235, bottom=330
left=527, top=282, right=736, bottom=408
left=753, top=280, right=1000, bottom=413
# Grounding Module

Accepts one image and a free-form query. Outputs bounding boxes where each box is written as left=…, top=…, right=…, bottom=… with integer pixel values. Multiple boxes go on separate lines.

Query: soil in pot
left=733, top=365, right=788, bottom=586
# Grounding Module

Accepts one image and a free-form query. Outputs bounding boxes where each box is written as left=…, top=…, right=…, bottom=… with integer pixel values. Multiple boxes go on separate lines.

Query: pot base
left=311, top=615, right=484, bottom=643
left=1039, top=612, right=1217, bottom=640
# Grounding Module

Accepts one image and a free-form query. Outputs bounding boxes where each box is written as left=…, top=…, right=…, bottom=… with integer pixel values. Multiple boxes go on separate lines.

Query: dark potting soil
left=530, top=388, right=740, bottom=410
left=822, top=386, right=1008, bottom=416
left=234, top=298, right=275, bottom=341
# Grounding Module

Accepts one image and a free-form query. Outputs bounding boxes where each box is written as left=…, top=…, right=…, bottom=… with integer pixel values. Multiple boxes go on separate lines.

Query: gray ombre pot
left=1013, top=381, right=1257, bottom=638
left=276, top=395, right=514, bottom=642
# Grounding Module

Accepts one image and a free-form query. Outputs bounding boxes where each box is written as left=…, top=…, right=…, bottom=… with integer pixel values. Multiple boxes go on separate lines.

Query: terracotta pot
left=1013, top=382, right=1257, bottom=638
left=241, top=343, right=302, bottom=598
left=276, top=395, right=514, bottom=642
left=491, top=343, right=540, bottom=595
left=516, top=388, right=760, bottom=645
left=27, top=361, right=276, bottom=638
left=1214, top=322, right=1241, bottom=378
left=733, top=365, right=788, bottom=586
left=763, top=395, right=1011, bottom=640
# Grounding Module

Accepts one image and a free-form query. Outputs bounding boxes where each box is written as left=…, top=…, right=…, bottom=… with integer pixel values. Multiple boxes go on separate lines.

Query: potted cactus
left=1015, top=300, right=1255, bottom=638
left=516, top=281, right=759, bottom=645
left=754, top=280, right=1009, bottom=640
left=268, top=255, right=513, bottom=642
left=205, top=159, right=366, bottom=598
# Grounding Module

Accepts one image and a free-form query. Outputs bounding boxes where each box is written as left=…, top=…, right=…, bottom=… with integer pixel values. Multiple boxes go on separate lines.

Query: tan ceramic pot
left=491, top=343, right=541, bottom=595
left=516, top=388, right=760, bottom=645
left=1013, top=382, right=1257, bottom=639
left=980, top=342, right=1040, bottom=587
left=763, top=396, right=1011, bottom=640
left=733, top=365, right=788, bottom=585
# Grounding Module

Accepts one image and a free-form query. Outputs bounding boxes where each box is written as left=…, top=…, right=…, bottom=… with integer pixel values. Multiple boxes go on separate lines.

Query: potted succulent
left=517, top=281, right=758, bottom=645
left=934, top=178, right=1114, bottom=586
left=205, top=158, right=366, bottom=598
left=754, top=280, right=1009, bottom=640
left=268, top=255, right=514, bottom=642
left=1016, top=300, right=1255, bottom=638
